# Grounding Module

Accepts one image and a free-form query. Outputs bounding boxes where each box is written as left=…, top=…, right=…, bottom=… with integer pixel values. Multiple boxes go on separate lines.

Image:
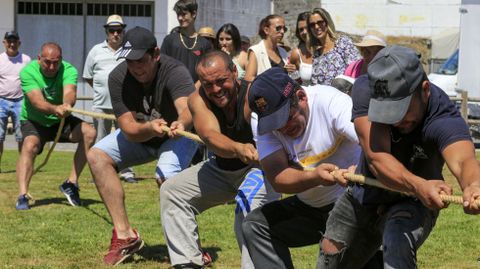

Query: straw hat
left=198, top=27, right=216, bottom=39
left=104, top=14, right=126, bottom=28
left=354, top=30, right=386, bottom=47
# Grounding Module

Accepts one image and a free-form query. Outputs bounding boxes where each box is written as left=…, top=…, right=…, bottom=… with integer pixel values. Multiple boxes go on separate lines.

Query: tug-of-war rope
left=34, top=107, right=479, bottom=208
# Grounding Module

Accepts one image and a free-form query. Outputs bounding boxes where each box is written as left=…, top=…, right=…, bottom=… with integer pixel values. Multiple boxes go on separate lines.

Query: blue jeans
left=318, top=186, right=438, bottom=269
left=0, top=97, right=22, bottom=142
left=93, top=129, right=198, bottom=180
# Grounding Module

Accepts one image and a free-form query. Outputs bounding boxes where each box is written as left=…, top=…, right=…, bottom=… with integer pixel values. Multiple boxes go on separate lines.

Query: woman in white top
left=216, top=23, right=248, bottom=79
left=244, top=14, right=289, bottom=82
left=288, top=11, right=313, bottom=86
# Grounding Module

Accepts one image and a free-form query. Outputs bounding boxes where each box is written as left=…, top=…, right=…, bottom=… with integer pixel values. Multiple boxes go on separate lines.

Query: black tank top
left=200, top=80, right=254, bottom=170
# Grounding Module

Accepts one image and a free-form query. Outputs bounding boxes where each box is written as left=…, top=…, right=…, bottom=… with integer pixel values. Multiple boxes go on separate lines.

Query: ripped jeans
left=317, top=187, right=438, bottom=269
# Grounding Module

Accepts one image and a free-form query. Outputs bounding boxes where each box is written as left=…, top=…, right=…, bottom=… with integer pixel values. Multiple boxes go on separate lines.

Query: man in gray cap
left=83, top=14, right=137, bottom=183
left=318, top=45, right=480, bottom=268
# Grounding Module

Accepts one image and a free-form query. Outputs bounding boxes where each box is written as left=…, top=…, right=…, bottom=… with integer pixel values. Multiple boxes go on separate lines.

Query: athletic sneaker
left=103, top=229, right=144, bottom=266
left=122, top=176, right=138, bottom=184
left=173, top=251, right=212, bottom=269
left=59, top=180, right=81, bottom=206
left=202, top=250, right=212, bottom=267
left=15, top=194, right=31, bottom=210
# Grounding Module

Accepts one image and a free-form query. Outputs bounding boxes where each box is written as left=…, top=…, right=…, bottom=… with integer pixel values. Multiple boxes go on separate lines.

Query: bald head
left=196, top=50, right=234, bottom=74
left=38, top=42, right=63, bottom=78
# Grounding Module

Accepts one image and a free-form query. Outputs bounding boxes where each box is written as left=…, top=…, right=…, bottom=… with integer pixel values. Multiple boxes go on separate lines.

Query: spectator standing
left=216, top=23, right=248, bottom=79
left=0, top=31, right=31, bottom=172
left=83, top=14, right=137, bottom=183
left=87, top=27, right=198, bottom=266
left=244, top=14, right=289, bottom=82
left=308, top=8, right=360, bottom=85
left=15, top=42, right=96, bottom=210
left=344, top=29, right=387, bottom=78
left=160, top=0, right=212, bottom=83
left=240, top=35, right=251, bottom=53
left=288, top=12, right=313, bottom=86
left=198, top=26, right=216, bottom=48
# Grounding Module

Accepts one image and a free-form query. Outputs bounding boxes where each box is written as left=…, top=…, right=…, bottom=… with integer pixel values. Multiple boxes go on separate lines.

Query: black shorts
left=20, top=115, right=84, bottom=154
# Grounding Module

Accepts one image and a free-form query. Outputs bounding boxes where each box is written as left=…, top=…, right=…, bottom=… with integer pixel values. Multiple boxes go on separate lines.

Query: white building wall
left=0, top=0, right=16, bottom=53
left=322, top=0, right=461, bottom=37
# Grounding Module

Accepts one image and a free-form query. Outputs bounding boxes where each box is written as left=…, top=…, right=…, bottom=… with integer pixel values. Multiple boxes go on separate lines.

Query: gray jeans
left=317, top=187, right=438, bottom=269
left=160, top=158, right=280, bottom=268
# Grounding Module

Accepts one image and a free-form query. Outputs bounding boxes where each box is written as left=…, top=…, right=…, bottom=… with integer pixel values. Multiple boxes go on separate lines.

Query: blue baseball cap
left=248, top=67, right=298, bottom=135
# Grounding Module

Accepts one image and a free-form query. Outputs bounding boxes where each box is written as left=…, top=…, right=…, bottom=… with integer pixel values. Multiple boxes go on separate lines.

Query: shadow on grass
left=32, top=197, right=102, bottom=207
left=132, top=244, right=221, bottom=265
left=0, top=169, right=16, bottom=174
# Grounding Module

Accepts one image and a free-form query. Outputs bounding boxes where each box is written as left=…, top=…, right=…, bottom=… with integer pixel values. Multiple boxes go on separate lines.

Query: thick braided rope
left=66, top=107, right=204, bottom=144
left=342, top=172, right=480, bottom=207
left=33, top=117, right=65, bottom=174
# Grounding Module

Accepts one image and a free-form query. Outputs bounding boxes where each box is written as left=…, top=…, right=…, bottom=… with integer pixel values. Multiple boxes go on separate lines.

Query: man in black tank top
left=160, top=51, right=280, bottom=269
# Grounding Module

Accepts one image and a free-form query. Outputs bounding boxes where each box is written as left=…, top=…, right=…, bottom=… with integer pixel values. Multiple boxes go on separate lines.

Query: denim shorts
left=93, top=129, right=198, bottom=180
left=0, top=97, right=22, bottom=141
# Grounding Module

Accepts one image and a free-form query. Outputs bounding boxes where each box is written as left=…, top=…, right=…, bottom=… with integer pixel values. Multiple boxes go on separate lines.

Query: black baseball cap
left=367, top=45, right=424, bottom=124
left=4, top=31, right=19, bottom=40
left=117, top=26, right=157, bottom=60
left=248, top=67, right=298, bottom=135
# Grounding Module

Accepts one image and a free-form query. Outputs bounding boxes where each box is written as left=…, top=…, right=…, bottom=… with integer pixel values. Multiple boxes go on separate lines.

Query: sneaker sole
left=59, top=186, right=79, bottom=207
left=113, top=239, right=145, bottom=266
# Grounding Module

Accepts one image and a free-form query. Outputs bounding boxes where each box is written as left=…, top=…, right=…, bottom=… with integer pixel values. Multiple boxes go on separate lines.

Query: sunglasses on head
left=308, top=20, right=326, bottom=28
left=275, top=25, right=288, bottom=32
left=107, top=28, right=123, bottom=34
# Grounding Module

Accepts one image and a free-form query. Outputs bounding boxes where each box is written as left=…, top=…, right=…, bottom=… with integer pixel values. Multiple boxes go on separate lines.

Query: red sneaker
left=103, top=229, right=144, bottom=266
left=202, top=250, right=212, bottom=267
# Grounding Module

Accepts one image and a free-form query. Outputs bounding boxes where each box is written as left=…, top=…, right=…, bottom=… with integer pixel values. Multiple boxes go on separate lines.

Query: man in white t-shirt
left=243, top=67, right=360, bottom=268
left=0, top=31, right=31, bottom=172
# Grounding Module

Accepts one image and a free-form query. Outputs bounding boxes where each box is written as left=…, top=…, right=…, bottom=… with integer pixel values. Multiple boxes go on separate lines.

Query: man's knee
left=81, top=123, right=97, bottom=144
left=21, top=136, right=41, bottom=156
left=87, top=148, right=112, bottom=169
left=321, top=237, right=346, bottom=254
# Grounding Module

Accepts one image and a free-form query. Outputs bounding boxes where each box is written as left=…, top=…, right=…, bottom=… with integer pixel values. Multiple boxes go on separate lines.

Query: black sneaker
left=59, top=180, right=81, bottom=206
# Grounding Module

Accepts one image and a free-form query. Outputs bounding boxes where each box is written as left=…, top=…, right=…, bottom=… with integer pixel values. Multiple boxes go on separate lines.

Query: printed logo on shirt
left=193, top=50, right=201, bottom=56
left=410, top=144, right=428, bottom=163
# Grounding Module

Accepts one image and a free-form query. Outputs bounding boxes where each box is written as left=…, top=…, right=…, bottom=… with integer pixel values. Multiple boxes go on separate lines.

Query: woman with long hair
left=216, top=23, right=248, bottom=79
left=288, top=11, right=313, bottom=86
left=244, top=14, right=289, bottom=81
left=308, top=8, right=360, bottom=85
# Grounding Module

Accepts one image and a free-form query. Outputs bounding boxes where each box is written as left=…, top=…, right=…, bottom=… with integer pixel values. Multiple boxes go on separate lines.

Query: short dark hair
left=258, top=14, right=282, bottom=39
left=216, top=23, right=242, bottom=56
left=174, top=0, right=197, bottom=14
left=196, top=50, right=235, bottom=74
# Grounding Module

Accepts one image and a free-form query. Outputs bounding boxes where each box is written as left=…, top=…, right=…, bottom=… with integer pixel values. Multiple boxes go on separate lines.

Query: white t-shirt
left=252, top=85, right=361, bottom=208
left=83, top=40, right=124, bottom=110
left=0, top=52, right=31, bottom=99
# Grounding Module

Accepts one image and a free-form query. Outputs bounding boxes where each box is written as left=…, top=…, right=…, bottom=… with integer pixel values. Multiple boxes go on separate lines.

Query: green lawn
left=0, top=150, right=479, bottom=268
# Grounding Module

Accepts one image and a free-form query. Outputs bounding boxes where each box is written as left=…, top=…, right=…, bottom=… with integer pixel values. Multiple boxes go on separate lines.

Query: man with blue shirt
left=318, top=46, right=480, bottom=268
left=83, top=14, right=136, bottom=183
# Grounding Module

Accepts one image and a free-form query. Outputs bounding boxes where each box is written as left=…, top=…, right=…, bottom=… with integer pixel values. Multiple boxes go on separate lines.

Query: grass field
left=0, top=149, right=479, bottom=269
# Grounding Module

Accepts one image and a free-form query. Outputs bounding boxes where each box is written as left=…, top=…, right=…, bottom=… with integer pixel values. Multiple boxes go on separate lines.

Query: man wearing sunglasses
left=83, top=14, right=136, bottom=183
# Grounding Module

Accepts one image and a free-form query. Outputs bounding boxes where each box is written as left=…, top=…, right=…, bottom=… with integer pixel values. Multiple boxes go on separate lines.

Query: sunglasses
left=274, top=25, right=288, bottom=33
left=107, top=28, right=124, bottom=34
left=308, top=20, right=326, bottom=28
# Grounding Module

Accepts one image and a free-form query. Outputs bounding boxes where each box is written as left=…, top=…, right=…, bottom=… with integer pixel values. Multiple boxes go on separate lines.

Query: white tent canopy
left=431, top=28, right=459, bottom=59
